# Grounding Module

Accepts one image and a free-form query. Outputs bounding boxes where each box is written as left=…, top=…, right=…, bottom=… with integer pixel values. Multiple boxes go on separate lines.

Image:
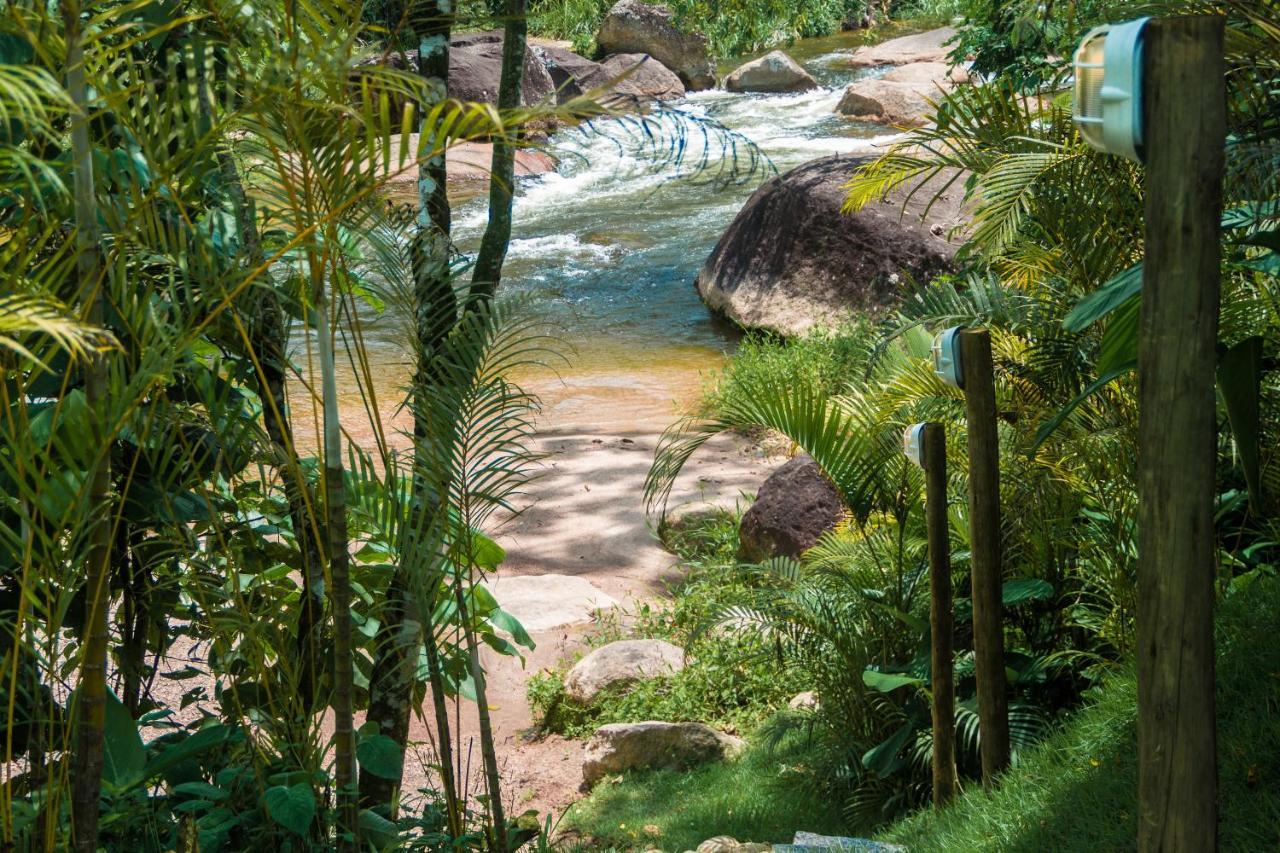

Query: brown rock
left=581, top=721, right=743, bottom=787
left=835, top=61, right=967, bottom=126
left=563, top=639, right=685, bottom=704
left=724, top=50, right=817, bottom=94
left=695, top=155, right=964, bottom=336
left=597, top=0, right=716, bottom=91
left=847, top=26, right=957, bottom=67
left=739, top=456, right=844, bottom=562
left=534, top=45, right=646, bottom=108
left=599, top=53, right=686, bottom=101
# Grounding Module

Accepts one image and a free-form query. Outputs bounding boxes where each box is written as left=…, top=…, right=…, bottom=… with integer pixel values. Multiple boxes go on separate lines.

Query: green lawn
left=880, top=573, right=1280, bottom=852
left=562, top=734, right=847, bottom=851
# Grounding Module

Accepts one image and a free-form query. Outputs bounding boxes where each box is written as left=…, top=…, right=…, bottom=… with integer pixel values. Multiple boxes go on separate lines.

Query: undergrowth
left=527, top=508, right=809, bottom=738
left=879, top=570, right=1280, bottom=852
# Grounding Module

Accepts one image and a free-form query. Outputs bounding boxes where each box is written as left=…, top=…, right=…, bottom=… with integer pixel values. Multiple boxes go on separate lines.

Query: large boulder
left=599, top=53, right=686, bottom=101
left=533, top=45, right=645, bottom=107
left=695, top=155, right=964, bottom=336
left=739, top=455, right=844, bottom=562
left=581, top=721, right=743, bottom=786
left=563, top=639, right=685, bottom=704
left=724, top=50, right=817, bottom=94
left=835, top=61, right=968, bottom=126
left=597, top=0, right=716, bottom=91
left=450, top=33, right=557, bottom=106
left=847, top=26, right=957, bottom=67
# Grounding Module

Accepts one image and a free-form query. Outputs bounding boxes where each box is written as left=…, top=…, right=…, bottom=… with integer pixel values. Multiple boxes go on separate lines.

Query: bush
left=527, top=508, right=810, bottom=738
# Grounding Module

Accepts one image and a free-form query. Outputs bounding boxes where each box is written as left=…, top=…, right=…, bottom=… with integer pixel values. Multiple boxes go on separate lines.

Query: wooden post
left=1137, top=16, right=1225, bottom=852
left=922, top=422, right=956, bottom=806
left=959, top=328, right=1010, bottom=781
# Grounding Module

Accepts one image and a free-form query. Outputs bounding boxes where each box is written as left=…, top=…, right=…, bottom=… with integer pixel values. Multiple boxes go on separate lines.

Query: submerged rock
left=597, top=0, right=717, bottom=91
left=581, top=721, right=743, bottom=786
left=847, top=26, right=957, bottom=67
left=563, top=639, right=685, bottom=704
left=739, top=455, right=844, bottom=562
left=695, top=155, right=964, bottom=336
left=724, top=51, right=817, bottom=94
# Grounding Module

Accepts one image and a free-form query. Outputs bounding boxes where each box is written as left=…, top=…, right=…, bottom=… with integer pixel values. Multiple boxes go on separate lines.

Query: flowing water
left=345, top=31, right=905, bottom=437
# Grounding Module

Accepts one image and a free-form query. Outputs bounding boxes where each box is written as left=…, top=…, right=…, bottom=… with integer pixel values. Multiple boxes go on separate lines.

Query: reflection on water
left=318, top=30, right=902, bottom=437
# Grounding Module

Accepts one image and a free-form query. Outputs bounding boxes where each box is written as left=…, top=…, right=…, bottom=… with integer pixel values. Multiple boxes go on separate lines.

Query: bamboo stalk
left=64, top=3, right=110, bottom=849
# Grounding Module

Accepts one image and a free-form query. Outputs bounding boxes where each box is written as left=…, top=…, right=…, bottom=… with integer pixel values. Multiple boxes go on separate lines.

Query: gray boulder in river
left=695, top=155, right=964, bottom=337
left=597, top=0, right=717, bottom=91
left=724, top=50, right=817, bottom=94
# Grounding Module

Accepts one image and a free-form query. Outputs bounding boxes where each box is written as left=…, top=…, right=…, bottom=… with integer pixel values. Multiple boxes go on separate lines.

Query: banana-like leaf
left=1218, top=336, right=1264, bottom=511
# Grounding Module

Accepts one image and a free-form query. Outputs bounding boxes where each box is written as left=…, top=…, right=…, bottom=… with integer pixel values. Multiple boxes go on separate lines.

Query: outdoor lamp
left=933, top=327, right=964, bottom=389
left=1072, top=17, right=1150, bottom=162
left=903, top=423, right=926, bottom=468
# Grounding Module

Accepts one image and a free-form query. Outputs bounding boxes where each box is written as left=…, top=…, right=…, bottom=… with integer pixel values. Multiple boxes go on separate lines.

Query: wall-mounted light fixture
left=933, top=327, right=964, bottom=389
left=1072, top=17, right=1150, bottom=162
left=903, top=423, right=926, bottom=467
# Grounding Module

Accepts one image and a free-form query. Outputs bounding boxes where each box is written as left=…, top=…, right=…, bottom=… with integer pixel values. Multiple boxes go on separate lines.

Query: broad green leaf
left=861, top=721, right=914, bottom=777
left=486, top=607, right=535, bottom=650
left=356, top=734, right=404, bottom=781
left=862, top=669, right=923, bottom=693
left=263, top=783, right=315, bottom=836
left=1218, top=337, right=1264, bottom=510
left=359, top=809, right=401, bottom=848
left=1096, top=294, right=1140, bottom=376
left=1002, top=578, right=1053, bottom=607
left=1063, top=264, right=1142, bottom=332
left=102, top=690, right=146, bottom=789
left=471, top=530, right=505, bottom=571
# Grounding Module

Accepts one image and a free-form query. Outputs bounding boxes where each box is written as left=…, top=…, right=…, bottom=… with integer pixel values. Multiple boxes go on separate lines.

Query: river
left=333, top=31, right=905, bottom=441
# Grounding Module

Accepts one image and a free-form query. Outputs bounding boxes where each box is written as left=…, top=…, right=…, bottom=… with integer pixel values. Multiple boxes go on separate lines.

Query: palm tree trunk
left=314, top=288, right=357, bottom=851
left=361, top=0, right=460, bottom=821
left=468, top=0, right=526, bottom=306
left=64, top=3, right=110, bottom=850
left=196, top=71, right=327, bottom=710
left=452, top=577, right=507, bottom=853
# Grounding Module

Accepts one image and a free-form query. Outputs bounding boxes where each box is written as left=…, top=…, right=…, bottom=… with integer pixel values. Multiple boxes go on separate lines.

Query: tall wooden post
left=959, top=328, right=1010, bottom=781
left=1136, top=16, right=1225, bottom=851
left=921, top=422, right=956, bottom=806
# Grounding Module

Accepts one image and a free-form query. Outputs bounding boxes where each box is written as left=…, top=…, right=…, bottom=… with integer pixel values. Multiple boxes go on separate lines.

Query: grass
left=528, top=508, right=809, bottom=738
left=878, top=570, right=1280, bottom=852
left=562, top=733, right=849, bottom=850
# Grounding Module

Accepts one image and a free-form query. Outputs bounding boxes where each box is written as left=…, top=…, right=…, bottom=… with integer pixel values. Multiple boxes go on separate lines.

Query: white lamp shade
left=1072, top=17, right=1149, bottom=162
left=903, top=423, right=926, bottom=467
left=933, top=326, right=964, bottom=389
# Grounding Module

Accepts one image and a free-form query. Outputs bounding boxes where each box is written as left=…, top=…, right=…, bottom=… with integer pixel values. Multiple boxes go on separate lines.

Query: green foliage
left=564, top=731, right=849, bottom=849
left=528, top=508, right=807, bottom=737
left=881, top=572, right=1280, bottom=851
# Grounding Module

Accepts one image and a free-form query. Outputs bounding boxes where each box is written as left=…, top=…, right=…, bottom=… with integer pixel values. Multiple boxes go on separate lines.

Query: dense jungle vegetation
left=0, top=0, right=1277, bottom=850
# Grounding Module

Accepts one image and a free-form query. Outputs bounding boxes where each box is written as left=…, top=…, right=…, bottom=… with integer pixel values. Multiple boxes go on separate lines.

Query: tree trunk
left=959, top=328, right=1010, bottom=782
left=922, top=423, right=956, bottom=807
left=65, top=3, right=110, bottom=849
left=469, top=0, right=527, bottom=306
left=1136, top=16, right=1224, bottom=852
left=314, top=289, right=357, bottom=851
left=361, top=0, right=460, bottom=820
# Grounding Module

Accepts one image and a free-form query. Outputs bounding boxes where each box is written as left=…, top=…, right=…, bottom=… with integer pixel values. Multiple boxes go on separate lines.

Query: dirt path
left=395, top=358, right=779, bottom=822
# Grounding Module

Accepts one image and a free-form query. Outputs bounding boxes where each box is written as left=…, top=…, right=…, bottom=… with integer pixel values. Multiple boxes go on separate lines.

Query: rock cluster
left=835, top=61, right=969, bottom=126
left=846, top=26, right=957, bottom=67
left=597, top=0, right=717, bottom=90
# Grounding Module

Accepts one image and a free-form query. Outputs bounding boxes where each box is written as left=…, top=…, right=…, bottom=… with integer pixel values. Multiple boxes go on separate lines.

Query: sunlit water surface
left=318, top=31, right=904, bottom=439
